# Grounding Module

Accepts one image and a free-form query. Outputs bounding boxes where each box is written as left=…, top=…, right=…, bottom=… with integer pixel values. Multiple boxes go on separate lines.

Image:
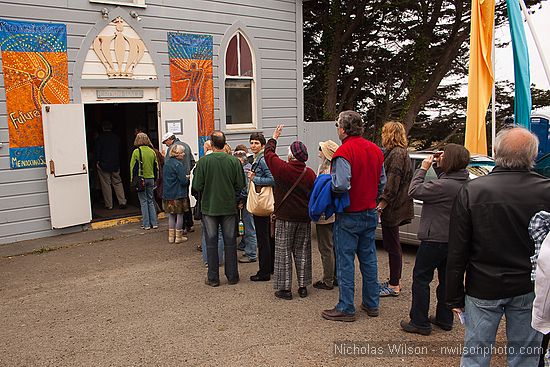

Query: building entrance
left=84, top=102, right=160, bottom=221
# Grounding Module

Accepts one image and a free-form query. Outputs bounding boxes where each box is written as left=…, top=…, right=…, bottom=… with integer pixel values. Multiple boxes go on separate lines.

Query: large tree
left=303, top=0, right=547, bottom=143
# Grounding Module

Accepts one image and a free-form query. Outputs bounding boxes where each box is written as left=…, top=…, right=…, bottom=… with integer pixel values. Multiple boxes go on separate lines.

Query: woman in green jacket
left=131, top=133, right=159, bottom=229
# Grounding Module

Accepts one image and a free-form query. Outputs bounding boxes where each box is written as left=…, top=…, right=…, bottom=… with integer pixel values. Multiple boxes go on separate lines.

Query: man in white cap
left=162, top=132, right=196, bottom=231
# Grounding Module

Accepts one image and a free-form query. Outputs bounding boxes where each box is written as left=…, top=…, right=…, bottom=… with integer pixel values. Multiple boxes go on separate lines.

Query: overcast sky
left=494, top=2, right=550, bottom=90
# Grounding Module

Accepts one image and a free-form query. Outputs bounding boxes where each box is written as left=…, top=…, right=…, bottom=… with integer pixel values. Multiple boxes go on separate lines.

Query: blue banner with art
left=0, top=19, right=69, bottom=169
left=168, top=33, right=214, bottom=157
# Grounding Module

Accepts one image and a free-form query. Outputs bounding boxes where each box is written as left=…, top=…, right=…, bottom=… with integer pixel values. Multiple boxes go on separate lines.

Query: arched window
left=225, top=31, right=255, bottom=127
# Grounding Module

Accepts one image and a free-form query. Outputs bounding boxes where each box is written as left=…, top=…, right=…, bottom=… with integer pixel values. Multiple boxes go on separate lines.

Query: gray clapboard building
left=0, top=0, right=304, bottom=244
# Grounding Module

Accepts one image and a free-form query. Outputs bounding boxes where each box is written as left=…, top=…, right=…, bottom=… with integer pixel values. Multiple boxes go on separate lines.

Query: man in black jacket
left=447, top=127, right=550, bottom=367
left=95, top=121, right=127, bottom=210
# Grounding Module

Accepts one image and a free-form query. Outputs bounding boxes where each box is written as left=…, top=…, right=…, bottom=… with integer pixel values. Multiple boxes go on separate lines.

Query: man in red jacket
left=322, top=110, right=386, bottom=322
left=263, top=125, right=316, bottom=300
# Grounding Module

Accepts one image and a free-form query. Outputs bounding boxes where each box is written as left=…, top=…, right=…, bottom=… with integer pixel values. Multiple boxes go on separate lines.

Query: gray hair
left=170, top=144, right=184, bottom=157
left=337, top=110, right=364, bottom=136
left=287, top=146, right=296, bottom=161
left=494, top=127, right=539, bottom=169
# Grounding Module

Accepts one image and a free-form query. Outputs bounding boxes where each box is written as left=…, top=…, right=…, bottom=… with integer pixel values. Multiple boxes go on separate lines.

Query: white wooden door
left=42, top=104, right=92, bottom=228
left=160, top=102, right=199, bottom=206
left=159, top=102, right=199, bottom=157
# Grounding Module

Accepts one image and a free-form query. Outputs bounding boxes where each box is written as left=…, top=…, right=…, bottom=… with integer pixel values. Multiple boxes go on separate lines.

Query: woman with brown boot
left=162, top=144, right=190, bottom=243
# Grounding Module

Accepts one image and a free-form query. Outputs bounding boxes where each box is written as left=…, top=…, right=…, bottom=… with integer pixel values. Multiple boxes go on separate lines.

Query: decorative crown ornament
left=92, top=17, right=145, bottom=79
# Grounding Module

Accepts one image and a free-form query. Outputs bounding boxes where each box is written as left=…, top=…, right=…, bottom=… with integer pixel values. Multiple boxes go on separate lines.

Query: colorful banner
left=0, top=19, right=69, bottom=169
left=464, top=0, right=495, bottom=156
left=168, top=33, right=214, bottom=157
left=506, top=0, right=532, bottom=129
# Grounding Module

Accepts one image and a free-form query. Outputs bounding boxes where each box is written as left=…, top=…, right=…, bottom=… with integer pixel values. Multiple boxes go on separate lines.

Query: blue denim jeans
left=201, top=222, right=224, bottom=264
left=239, top=207, right=257, bottom=260
left=137, top=178, right=158, bottom=229
left=333, top=210, right=378, bottom=315
left=202, top=214, right=238, bottom=283
left=462, top=293, right=542, bottom=367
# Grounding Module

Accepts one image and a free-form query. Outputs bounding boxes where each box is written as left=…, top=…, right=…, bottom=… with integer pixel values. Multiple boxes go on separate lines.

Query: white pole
left=519, top=0, right=550, bottom=86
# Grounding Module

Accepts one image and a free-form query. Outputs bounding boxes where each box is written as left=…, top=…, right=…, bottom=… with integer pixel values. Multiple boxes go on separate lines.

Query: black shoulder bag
left=132, top=147, right=146, bottom=192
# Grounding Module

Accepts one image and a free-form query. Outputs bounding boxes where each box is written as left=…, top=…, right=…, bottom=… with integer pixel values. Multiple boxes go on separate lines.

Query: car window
left=425, top=165, right=438, bottom=182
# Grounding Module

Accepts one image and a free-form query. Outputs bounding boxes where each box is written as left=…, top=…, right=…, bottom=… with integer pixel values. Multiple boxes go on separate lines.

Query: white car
left=375, top=151, right=495, bottom=245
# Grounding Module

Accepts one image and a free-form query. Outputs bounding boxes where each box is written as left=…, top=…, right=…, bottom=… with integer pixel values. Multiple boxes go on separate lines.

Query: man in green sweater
left=192, top=130, right=246, bottom=286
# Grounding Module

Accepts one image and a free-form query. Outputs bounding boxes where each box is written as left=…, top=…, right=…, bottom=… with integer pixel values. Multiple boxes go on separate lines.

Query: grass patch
left=32, top=246, right=57, bottom=254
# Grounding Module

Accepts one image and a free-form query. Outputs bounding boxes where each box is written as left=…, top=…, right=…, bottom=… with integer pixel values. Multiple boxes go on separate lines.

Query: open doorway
left=85, top=102, right=159, bottom=221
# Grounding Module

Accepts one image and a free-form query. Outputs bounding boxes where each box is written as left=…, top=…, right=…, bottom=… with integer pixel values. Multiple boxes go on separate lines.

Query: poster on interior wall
left=0, top=19, right=69, bottom=169
left=168, top=32, right=214, bottom=157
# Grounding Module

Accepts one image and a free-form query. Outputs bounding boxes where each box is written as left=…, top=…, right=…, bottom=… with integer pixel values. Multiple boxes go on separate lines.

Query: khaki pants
left=316, top=223, right=335, bottom=286
left=97, top=166, right=126, bottom=209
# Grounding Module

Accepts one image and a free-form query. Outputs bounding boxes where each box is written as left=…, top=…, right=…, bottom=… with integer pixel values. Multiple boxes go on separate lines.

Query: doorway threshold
left=91, top=213, right=166, bottom=230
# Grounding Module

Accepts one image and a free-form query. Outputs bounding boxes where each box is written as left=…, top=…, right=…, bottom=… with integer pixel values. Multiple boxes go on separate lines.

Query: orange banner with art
left=0, top=19, right=69, bottom=169
left=168, top=33, right=214, bottom=156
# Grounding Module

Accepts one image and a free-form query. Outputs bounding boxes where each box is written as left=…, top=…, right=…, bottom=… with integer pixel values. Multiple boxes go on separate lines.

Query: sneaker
left=151, top=225, right=159, bottom=229
left=140, top=225, right=150, bottom=230
left=119, top=204, right=127, bottom=209
left=379, top=284, right=400, bottom=297
left=400, top=320, right=431, bottom=335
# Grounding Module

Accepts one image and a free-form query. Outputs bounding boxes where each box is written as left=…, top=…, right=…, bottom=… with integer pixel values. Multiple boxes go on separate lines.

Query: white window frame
left=224, top=31, right=257, bottom=130
left=90, top=0, right=146, bottom=8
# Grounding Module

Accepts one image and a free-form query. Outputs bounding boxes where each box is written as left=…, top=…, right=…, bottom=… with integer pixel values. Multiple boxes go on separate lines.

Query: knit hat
left=290, top=141, right=308, bottom=162
left=319, top=140, right=339, bottom=161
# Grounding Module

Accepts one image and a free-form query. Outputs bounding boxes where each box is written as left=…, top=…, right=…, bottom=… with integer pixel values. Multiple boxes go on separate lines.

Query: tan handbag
left=246, top=181, right=274, bottom=217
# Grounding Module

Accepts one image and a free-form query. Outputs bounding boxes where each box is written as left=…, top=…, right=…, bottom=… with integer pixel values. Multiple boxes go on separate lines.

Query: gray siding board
left=261, top=49, right=296, bottom=60
left=263, top=89, right=298, bottom=99
left=0, top=205, right=50, bottom=224
left=0, top=193, right=49, bottom=211
left=262, top=80, right=298, bottom=89
left=262, top=117, right=297, bottom=128
left=0, top=168, right=46, bottom=184
left=0, top=218, right=54, bottom=239
left=0, top=225, right=82, bottom=246
left=262, top=69, right=297, bottom=79
left=262, top=59, right=296, bottom=70
left=263, top=99, right=297, bottom=108
left=0, top=129, right=8, bottom=142
left=151, top=0, right=296, bottom=13
left=263, top=108, right=297, bottom=118
left=0, top=181, right=48, bottom=198
left=155, top=1, right=296, bottom=22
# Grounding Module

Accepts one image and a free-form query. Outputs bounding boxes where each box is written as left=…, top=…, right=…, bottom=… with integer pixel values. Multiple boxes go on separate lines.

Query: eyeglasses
left=335, top=122, right=339, bottom=128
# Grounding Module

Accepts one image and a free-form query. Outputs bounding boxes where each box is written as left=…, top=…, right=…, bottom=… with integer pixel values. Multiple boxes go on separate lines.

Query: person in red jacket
left=322, top=110, right=386, bottom=322
left=263, top=125, right=316, bottom=300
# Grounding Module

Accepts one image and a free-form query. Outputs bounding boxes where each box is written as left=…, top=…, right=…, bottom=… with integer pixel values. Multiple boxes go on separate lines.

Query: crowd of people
left=126, top=111, right=550, bottom=367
